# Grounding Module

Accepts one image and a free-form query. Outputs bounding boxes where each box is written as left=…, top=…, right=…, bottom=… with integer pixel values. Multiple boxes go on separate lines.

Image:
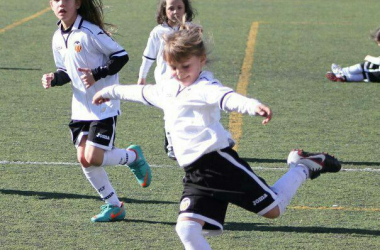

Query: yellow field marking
left=0, top=7, right=51, bottom=34
left=260, top=21, right=353, bottom=26
left=229, top=22, right=259, bottom=151
left=290, top=205, right=380, bottom=212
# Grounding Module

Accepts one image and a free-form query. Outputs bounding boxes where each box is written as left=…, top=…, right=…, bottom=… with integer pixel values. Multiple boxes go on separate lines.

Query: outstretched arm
left=93, top=85, right=145, bottom=104
left=222, top=92, right=272, bottom=125
left=93, top=84, right=148, bottom=105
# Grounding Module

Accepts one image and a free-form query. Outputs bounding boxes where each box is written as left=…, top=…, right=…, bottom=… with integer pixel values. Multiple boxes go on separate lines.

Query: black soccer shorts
left=68, top=116, right=117, bottom=150
left=178, top=147, right=278, bottom=232
left=362, top=62, right=380, bottom=82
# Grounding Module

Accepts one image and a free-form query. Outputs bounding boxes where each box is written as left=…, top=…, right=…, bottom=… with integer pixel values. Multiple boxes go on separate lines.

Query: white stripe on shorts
left=216, top=149, right=279, bottom=215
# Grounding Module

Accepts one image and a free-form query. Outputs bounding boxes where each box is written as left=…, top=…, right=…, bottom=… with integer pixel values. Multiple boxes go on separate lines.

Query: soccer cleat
left=326, top=72, right=346, bottom=82
left=91, top=202, right=126, bottom=222
left=287, top=149, right=341, bottom=179
left=127, top=145, right=152, bottom=188
left=331, top=63, right=343, bottom=76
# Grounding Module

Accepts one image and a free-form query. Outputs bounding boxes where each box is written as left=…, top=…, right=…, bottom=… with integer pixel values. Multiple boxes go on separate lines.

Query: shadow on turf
left=0, top=67, right=41, bottom=71
left=108, top=219, right=380, bottom=237
left=243, top=158, right=380, bottom=167
left=126, top=219, right=176, bottom=226
left=224, top=222, right=380, bottom=236
left=0, top=189, right=176, bottom=204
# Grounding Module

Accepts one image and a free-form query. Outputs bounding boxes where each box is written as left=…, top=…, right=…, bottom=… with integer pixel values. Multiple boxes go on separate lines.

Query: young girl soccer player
left=93, top=24, right=342, bottom=249
left=42, top=0, right=151, bottom=223
left=137, top=0, right=196, bottom=160
left=326, top=27, right=380, bottom=83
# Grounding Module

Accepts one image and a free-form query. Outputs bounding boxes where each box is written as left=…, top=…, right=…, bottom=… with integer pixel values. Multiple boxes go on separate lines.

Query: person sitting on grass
left=326, top=27, right=380, bottom=83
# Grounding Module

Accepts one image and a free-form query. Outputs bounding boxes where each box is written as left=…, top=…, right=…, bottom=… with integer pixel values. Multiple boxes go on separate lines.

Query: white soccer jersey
left=101, top=71, right=262, bottom=167
left=138, top=23, right=180, bottom=84
left=52, top=15, right=127, bottom=120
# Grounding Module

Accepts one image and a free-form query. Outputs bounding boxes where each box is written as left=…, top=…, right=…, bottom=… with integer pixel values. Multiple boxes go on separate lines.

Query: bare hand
left=92, top=91, right=110, bottom=105
left=78, top=67, right=96, bottom=89
left=41, top=73, right=54, bottom=89
left=255, top=104, right=272, bottom=125
left=137, top=78, right=146, bottom=85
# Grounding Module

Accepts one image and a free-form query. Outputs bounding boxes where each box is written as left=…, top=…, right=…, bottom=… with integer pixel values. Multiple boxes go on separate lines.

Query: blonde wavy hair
left=163, top=22, right=206, bottom=64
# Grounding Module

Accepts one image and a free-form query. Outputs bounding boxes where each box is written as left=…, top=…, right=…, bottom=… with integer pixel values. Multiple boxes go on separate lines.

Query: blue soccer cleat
left=91, top=202, right=126, bottom=222
left=127, top=145, right=152, bottom=187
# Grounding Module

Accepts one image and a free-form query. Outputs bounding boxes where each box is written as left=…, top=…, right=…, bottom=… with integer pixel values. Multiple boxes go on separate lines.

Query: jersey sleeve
left=141, top=84, right=164, bottom=109
left=100, top=84, right=147, bottom=104
left=51, top=70, right=71, bottom=87
left=139, top=56, right=155, bottom=79
left=221, top=92, right=261, bottom=116
left=142, top=29, right=160, bottom=61
left=90, top=31, right=128, bottom=58
left=200, top=83, right=235, bottom=107
left=51, top=34, right=71, bottom=86
left=201, top=83, right=261, bottom=116
left=52, top=36, right=66, bottom=72
left=89, top=31, right=129, bottom=80
left=138, top=29, right=160, bottom=78
left=91, top=54, right=129, bottom=81
left=99, top=84, right=164, bottom=110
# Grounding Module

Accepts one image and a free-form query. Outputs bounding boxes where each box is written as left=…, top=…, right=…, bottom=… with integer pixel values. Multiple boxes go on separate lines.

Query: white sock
left=176, top=220, right=211, bottom=250
left=101, top=148, right=137, bottom=167
left=82, top=166, right=121, bottom=206
left=271, top=165, right=308, bottom=215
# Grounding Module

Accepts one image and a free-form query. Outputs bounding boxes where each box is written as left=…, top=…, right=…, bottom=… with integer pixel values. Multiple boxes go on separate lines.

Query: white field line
left=0, top=160, right=379, bottom=172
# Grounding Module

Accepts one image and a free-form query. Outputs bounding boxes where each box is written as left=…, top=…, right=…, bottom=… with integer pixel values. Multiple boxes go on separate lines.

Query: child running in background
left=326, top=27, right=380, bottom=83
left=93, top=23, right=342, bottom=249
left=42, top=0, right=151, bottom=222
left=137, top=0, right=196, bottom=160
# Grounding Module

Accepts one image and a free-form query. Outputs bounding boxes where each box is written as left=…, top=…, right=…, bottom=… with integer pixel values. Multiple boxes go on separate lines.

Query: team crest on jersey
left=74, top=41, right=82, bottom=53
left=180, top=198, right=191, bottom=211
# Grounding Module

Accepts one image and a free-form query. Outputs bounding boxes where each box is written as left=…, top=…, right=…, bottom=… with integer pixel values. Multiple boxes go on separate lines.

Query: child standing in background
left=42, top=0, right=151, bottom=222
left=137, top=0, right=196, bottom=159
left=326, top=27, right=380, bottom=83
left=93, top=23, right=342, bottom=249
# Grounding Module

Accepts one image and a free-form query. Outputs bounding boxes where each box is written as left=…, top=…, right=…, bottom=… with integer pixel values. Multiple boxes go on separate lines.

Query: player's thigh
left=77, top=135, right=90, bottom=166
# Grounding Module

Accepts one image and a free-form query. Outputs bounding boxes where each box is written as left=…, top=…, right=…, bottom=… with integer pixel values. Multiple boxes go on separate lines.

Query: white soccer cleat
left=287, top=149, right=342, bottom=179
left=331, top=63, right=343, bottom=76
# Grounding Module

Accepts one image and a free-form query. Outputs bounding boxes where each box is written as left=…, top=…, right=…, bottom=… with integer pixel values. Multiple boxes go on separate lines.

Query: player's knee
left=262, top=206, right=281, bottom=219
left=78, top=155, right=91, bottom=167
left=85, top=154, right=102, bottom=166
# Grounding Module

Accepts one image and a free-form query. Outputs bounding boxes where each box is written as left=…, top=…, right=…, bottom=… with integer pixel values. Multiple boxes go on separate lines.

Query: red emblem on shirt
left=74, top=41, right=82, bottom=53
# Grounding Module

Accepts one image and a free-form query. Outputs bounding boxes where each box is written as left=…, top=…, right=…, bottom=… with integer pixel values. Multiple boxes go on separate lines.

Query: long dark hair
left=370, top=27, right=380, bottom=44
left=77, top=0, right=116, bottom=35
left=156, top=0, right=196, bottom=25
